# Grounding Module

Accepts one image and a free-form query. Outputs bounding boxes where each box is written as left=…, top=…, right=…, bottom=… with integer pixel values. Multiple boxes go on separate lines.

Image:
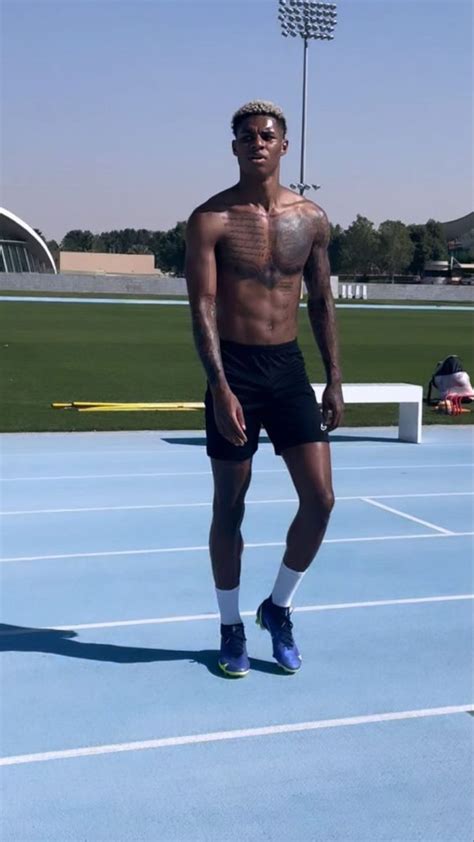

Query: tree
left=91, top=234, right=106, bottom=252
left=155, top=221, right=186, bottom=274
left=94, top=228, right=153, bottom=254
left=149, top=230, right=165, bottom=257
left=127, top=244, right=152, bottom=255
left=425, top=219, right=448, bottom=260
left=99, top=231, right=123, bottom=253
left=120, top=228, right=141, bottom=253
left=342, top=215, right=379, bottom=276
left=61, top=230, right=94, bottom=252
left=378, top=220, right=415, bottom=279
left=407, top=225, right=430, bottom=274
left=34, top=229, right=58, bottom=252
left=454, top=249, right=474, bottom=263
left=328, top=223, right=346, bottom=274
left=43, top=238, right=59, bottom=271
left=407, top=220, right=448, bottom=274
left=135, top=229, right=154, bottom=248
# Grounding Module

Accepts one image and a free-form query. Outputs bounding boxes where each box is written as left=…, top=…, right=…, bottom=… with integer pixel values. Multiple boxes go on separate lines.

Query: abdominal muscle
left=215, top=273, right=302, bottom=345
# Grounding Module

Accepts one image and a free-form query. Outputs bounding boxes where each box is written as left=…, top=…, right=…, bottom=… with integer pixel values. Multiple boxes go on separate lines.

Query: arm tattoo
left=190, top=294, right=227, bottom=389
left=307, top=295, right=341, bottom=384
left=305, top=238, right=342, bottom=384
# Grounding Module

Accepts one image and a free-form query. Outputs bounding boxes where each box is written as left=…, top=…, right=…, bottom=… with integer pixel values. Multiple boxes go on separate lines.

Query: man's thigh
left=280, top=441, right=333, bottom=501
left=263, top=382, right=329, bottom=456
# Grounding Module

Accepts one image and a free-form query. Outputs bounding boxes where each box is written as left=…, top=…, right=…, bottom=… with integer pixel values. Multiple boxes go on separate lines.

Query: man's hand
left=212, top=386, right=247, bottom=447
left=322, top=382, right=344, bottom=432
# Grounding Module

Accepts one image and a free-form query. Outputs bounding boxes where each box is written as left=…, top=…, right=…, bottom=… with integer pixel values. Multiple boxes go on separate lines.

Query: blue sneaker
left=256, top=597, right=302, bottom=673
left=218, top=623, right=250, bottom=677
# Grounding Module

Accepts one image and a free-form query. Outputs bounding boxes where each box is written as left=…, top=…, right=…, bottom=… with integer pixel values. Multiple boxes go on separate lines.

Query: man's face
left=232, top=115, right=288, bottom=177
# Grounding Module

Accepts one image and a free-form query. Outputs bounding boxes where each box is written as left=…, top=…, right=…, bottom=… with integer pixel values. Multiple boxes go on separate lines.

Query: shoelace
left=224, top=625, right=247, bottom=657
left=273, top=610, right=295, bottom=649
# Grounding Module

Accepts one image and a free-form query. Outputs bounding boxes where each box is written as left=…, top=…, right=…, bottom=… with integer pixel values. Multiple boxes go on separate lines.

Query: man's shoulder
left=186, top=188, right=239, bottom=244
left=189, top=187, right=238, bottom=220
left=279, top=188, right=328, bottom=226
left=280, top=189, right=326, bottom=216
left=302, top=197, right=328, bottom=220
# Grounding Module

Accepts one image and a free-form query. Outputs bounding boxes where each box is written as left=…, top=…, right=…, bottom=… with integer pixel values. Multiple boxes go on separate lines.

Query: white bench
left=312, top=383, right=423, bottom=443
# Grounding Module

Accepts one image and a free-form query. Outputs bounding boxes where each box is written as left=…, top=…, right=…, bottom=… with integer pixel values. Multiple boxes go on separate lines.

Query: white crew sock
left=271, top=563, right=306, bottom=608
left=215, top=586, right=242, bottom=625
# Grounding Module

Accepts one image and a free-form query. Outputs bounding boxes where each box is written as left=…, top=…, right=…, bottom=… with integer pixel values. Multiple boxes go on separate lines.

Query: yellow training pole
left=52, top=401, right=205, bottom=411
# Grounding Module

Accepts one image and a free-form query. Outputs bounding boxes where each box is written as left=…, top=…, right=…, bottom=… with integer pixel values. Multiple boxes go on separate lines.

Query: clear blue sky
left=2, top=0, right=472, bottom=241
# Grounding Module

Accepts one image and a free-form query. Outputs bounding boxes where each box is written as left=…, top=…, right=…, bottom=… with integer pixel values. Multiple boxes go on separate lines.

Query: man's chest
left=216, top=210, right=315, bottom=286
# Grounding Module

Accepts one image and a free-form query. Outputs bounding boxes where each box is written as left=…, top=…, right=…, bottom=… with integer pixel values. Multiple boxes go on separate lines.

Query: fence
left=1, top=273, right=473, bottom=302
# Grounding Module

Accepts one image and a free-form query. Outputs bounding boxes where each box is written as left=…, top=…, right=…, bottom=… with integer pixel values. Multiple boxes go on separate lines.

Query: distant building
left=423, top=259, right=474, bottom=284
left=0, top=207, right=57, bottom=273
left=59, top=252, right=159, bottom=275
left=441, top=212, right=474, bottom=257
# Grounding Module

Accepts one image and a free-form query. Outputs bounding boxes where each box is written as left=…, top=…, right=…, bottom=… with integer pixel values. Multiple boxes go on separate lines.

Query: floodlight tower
left=278, top=1, right=337, bottom=196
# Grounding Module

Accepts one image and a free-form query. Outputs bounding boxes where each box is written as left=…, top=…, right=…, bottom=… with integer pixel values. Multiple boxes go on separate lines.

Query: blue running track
left=0, top=426, right=472, bottom=841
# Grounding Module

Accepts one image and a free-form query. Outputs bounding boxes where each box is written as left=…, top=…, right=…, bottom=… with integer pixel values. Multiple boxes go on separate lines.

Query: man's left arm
left=303, top=209, right=344, bottom=431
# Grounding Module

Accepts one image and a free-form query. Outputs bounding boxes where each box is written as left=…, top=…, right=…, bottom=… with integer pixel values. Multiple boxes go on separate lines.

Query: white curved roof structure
left=441, top=212, right=474, bottom=253
left=0, top=207, right=57, bottom=273
left=441, top=212, right=474, bottom=241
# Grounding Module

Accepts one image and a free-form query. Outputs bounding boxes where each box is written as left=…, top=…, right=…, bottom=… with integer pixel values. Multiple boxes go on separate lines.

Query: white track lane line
left=1, top=594, right=470, bottom=634
left=362, top=497, right=453, bottom=534
left=2, top=491, right=473, bottom=517
left=1, top=531, right=473, bottom=564
left=1, top=705, right=472, bottom=767
left=2, top=463, right=473, bottom=482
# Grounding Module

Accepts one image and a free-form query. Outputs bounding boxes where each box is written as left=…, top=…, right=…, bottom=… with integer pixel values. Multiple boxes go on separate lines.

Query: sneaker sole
left=279, top=662, right=301, bottom=674
left=218, top=661, right=249, bottom=678
left=256, top=608, right=301, bottom=674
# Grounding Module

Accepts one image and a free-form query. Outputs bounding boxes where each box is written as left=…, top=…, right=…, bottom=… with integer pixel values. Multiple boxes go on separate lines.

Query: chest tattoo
left=217, top=210, right=315, bottom=290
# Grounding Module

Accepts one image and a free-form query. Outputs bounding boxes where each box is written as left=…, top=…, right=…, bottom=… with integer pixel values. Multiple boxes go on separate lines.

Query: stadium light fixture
left=290, top=182, right=321, bottom=192
left=278, top=0, right=338, bottom=195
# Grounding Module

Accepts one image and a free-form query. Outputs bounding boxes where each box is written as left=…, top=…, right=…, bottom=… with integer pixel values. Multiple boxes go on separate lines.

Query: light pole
left=278, top=1, right=338, bottom=196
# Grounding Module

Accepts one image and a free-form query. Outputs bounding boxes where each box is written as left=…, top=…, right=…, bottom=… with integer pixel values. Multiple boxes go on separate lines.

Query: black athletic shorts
left=205, top=339, right=329, bottom=462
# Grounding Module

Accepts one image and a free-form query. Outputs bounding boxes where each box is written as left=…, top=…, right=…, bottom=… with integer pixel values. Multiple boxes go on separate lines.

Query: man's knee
left=212, top=496, right=246, bottom=531
left=301, top=486, right=335, bottom=521
left=322, top=488, right=335, bottom=520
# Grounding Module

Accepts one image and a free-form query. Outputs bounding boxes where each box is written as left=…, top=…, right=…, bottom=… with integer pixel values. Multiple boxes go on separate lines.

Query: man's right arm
left=185, top=210, right=247, bottom=446
left=185, top=210, right=227, bottom=389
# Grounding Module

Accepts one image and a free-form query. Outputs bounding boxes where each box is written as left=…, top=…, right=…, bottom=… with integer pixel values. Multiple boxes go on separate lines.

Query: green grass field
left=1, top=301, right=473, bottom=432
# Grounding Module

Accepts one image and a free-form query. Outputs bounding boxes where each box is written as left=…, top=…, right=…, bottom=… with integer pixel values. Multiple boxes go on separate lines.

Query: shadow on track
left=0, top=624, right=291, bottom=679
left=163, top=433, right=402, bottom=447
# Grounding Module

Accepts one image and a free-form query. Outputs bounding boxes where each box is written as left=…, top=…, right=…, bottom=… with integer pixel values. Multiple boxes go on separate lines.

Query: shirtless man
left=185, top=101, right=343, bottom=677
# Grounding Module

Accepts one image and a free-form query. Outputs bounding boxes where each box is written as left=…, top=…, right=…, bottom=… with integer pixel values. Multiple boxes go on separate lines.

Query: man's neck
left=236, top=172, right=281, bottom=212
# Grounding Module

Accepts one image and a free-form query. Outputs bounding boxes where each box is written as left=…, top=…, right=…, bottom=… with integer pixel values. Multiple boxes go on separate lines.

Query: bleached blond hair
left=231, top=101, right=287, bottom=137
